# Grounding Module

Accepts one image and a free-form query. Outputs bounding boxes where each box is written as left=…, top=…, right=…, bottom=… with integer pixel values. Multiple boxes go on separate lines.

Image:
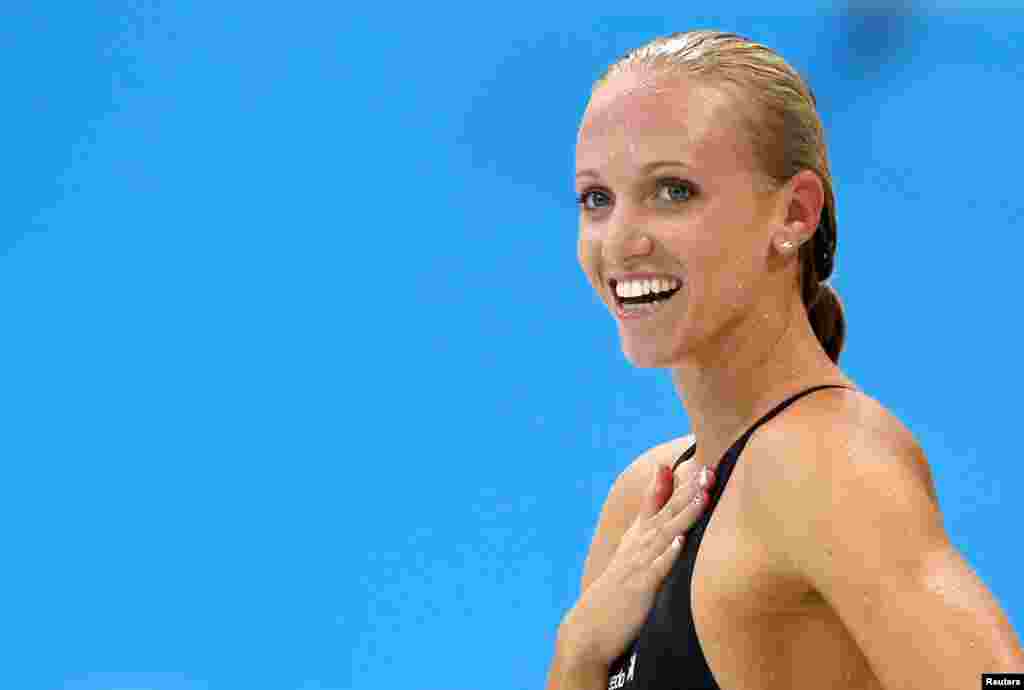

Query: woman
left=547, top=31, right=1024, bottom=690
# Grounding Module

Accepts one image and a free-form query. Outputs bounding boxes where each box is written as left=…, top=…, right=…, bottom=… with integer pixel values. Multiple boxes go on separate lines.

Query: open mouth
left=610, top=278, right=682, bottom=309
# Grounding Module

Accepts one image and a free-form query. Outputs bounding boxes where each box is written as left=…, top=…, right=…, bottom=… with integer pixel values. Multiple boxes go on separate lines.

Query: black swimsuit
left=606, top=384, right=858, bottom=689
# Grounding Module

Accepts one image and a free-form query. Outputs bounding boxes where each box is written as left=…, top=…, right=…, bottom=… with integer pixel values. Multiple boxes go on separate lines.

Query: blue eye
left=576, top=178, right=696, bottom=212
left=660, top=180, right=695, bottom=203
left=576, top=189, right=609, bottom=209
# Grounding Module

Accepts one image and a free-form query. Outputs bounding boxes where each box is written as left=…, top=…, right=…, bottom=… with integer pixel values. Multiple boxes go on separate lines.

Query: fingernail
left=698, top=467, right=710, bottom=489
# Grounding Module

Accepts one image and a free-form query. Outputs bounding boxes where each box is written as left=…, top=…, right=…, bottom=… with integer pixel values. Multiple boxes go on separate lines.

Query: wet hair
left=593, top=30, right=845, bottom=363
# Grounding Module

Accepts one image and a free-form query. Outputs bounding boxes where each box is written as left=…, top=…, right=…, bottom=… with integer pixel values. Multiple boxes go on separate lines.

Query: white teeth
left=614, top=277, right=681, bottom=298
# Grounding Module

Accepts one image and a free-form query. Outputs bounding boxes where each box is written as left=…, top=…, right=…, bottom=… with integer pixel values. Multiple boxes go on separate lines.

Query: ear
left=783, top=169, right=825, bottom=245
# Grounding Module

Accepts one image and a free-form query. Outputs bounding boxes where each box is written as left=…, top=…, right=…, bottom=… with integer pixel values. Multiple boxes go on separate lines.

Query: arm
left=749, top=415, right=1024, bottom=689
left=551, top=628, right=610, bottom=690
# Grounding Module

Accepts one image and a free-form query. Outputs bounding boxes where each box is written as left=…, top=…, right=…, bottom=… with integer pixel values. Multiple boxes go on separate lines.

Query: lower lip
left=615, top=292, right=680, bottom=320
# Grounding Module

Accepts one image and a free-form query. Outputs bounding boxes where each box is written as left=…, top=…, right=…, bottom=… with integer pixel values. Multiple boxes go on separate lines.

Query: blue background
left=3, top=4, right=1023, bottom=689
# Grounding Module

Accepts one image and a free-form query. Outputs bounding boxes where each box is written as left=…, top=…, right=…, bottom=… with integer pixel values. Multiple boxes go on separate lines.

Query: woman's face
left=575, top=71, right=785, bottom=368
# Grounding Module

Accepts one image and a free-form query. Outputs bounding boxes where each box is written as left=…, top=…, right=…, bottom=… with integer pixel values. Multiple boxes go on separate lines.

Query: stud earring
left=781, top=240, right=794, bottom=250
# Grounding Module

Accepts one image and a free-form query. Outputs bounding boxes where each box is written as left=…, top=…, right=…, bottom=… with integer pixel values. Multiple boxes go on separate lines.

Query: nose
left=602, top=218, right=653, bottom=265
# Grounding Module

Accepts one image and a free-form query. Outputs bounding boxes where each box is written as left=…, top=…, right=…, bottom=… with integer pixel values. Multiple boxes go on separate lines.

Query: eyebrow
left=575, top=159, right=692, bottom=180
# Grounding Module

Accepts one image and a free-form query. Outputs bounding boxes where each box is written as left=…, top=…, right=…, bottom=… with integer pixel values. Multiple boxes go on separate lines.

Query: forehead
left=576, top=70, right=751, bottom=174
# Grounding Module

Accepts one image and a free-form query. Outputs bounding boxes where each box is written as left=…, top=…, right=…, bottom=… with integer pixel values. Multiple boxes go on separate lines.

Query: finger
left=642, top=533, right=686, bottom=589
left=656, top=465, right=676, bottom=509
left=665, top=487, right=710, bottom=537
left=702, top=466, right=716, bottom=490
left=641, top=464, right=673, bottom=520
left=654, top=469, right=703, bottom=520
left=674, top=458, right=712, bottom=488
left=669, top=465, right=716, bottom=514
left=637, top=489, right=701, bottom=561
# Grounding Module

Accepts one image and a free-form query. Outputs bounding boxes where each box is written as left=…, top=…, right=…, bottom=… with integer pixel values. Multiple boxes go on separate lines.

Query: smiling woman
left=548, top=29, right=1024, bottom=690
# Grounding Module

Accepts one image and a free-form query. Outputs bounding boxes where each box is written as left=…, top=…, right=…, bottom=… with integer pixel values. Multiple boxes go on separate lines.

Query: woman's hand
left=559, top=461, right=715, bottom=671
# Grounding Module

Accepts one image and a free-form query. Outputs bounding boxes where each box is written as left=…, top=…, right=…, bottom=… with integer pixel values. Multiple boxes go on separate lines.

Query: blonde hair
left=593, top=30, right=846, bottom=363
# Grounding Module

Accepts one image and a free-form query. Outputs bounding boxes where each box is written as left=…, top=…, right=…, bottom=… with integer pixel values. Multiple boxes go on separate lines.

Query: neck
left=670, top=291, right=854, bottom=472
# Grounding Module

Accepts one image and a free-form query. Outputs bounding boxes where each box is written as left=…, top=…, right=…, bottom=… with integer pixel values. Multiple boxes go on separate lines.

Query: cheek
left=577, top=231, right=599, bottom=273
left=578, top=223, right=605, bottom=242
left=704, top=254, right=760, bottom=312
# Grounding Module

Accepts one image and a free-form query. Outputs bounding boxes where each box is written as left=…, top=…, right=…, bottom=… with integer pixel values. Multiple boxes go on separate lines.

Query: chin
left=621, top=343, right=680, bottom=369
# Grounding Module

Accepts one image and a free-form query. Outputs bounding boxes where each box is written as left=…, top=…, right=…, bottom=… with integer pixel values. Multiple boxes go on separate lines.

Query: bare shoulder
left=742, top=386, right=952, bottom=620
left=748, top=386, right=938, bottom=505
left=578, top=433, right=697, bottom=593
